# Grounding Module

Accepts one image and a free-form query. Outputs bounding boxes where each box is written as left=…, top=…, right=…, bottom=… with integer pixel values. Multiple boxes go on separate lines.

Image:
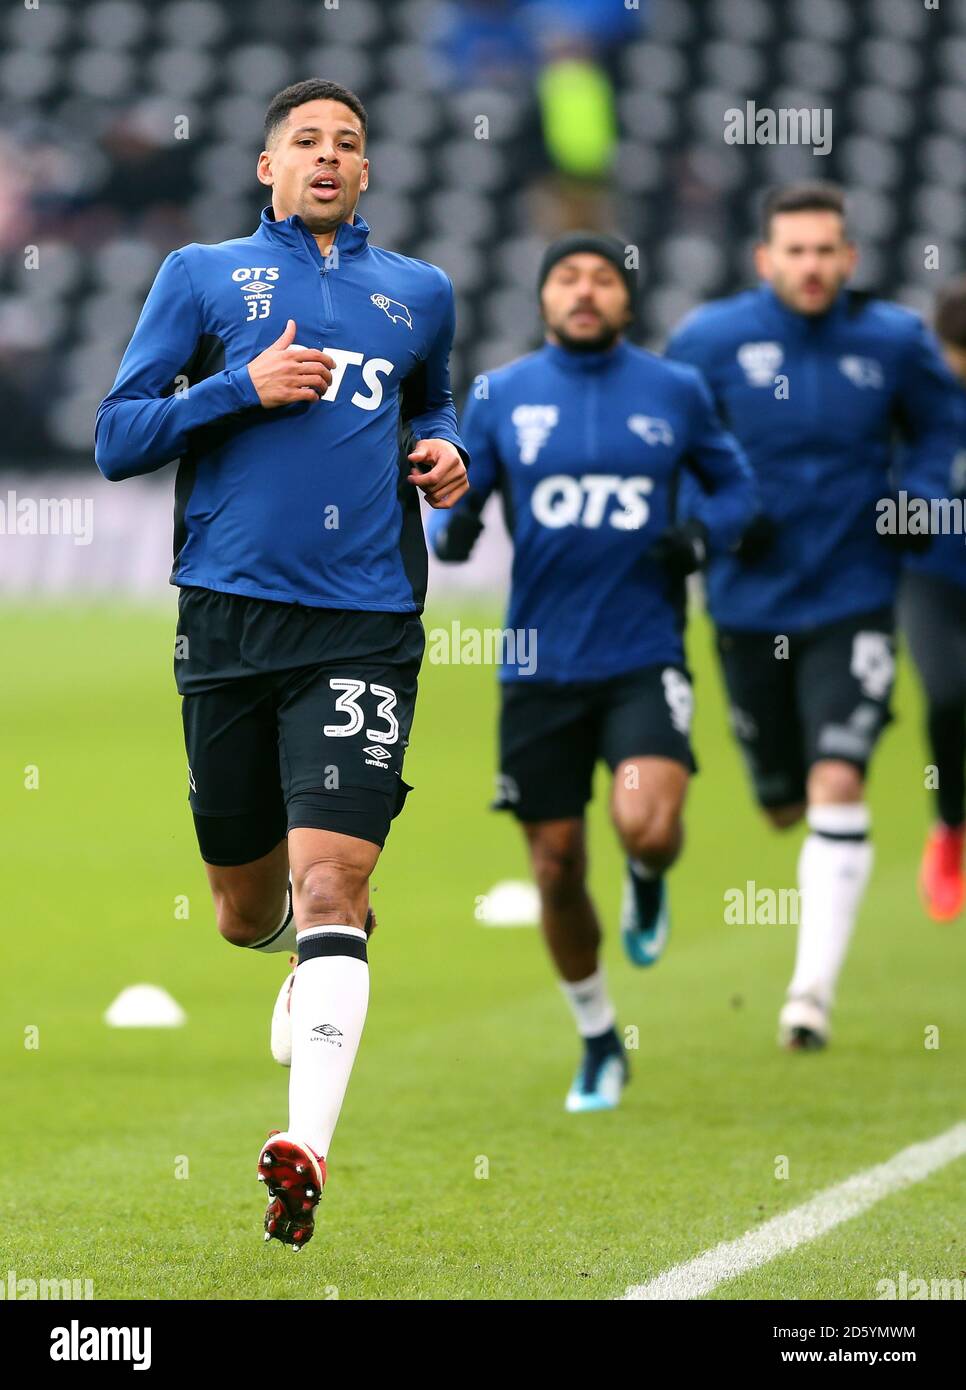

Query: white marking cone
left=104, top=984, right=186, bottom=1028
left=478, top=880, right=540, bottom=927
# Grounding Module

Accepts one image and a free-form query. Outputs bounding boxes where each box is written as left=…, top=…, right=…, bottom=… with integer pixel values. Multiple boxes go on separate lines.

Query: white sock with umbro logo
left=287, top=925, right=370, bottom=1158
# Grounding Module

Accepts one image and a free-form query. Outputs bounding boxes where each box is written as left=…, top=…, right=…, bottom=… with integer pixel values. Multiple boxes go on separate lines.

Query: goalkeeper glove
left=877, top=494, right=933, bottom=555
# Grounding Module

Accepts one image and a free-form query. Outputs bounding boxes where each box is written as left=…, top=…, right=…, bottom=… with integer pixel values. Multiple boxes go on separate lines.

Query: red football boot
left=257, top=1131, right=327, bottom=1250
left=919, top=824, right=966, bottom=922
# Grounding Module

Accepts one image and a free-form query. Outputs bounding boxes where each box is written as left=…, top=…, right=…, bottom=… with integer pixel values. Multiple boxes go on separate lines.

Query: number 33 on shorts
left=324, top=678, right=401, bottom=771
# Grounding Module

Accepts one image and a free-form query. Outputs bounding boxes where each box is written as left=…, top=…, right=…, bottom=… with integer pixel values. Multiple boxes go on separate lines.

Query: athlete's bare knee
left=808, top=760, right=864, bottom=805
left=763, top=801, right=806, bottom=830
left=618, top=810, right=681, bottom=870
left=297, top=858, right=369, bottom=929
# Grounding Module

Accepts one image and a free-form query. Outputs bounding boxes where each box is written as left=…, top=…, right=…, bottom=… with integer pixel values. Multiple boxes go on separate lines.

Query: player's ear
left=753, top=241, right=771, bottom=281
left=360, top=158, right=369, bottom=194
left=844, top=240, right=859, bottom=277
left=256, top=150, right=273, bottom=189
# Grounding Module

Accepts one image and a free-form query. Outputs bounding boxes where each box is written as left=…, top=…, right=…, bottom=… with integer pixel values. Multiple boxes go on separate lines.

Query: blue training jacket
left=906, top=377, right=966, bottom=591
left=666, top=285, right=961, bottom=632
left=428, top=339, right=757, bottom=683
left=95, top=207, right=467, bottom=612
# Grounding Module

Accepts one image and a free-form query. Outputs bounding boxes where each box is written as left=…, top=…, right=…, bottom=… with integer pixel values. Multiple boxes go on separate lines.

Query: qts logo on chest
left=531, top=474, right=654, bottom=530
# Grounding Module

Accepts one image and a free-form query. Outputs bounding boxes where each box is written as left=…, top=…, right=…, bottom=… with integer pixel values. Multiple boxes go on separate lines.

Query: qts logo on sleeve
left=232, top=266, right=280, bottom=320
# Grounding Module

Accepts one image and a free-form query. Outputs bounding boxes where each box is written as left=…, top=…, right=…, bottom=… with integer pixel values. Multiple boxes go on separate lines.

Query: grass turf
left=1, top=602, right=963, bottom=1300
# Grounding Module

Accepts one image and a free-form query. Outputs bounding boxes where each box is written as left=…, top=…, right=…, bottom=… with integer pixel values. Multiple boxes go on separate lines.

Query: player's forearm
left=95, top=368, right=260, bottom=481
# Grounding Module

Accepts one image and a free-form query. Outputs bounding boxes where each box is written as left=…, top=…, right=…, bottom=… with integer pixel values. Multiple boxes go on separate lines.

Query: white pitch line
left=623, top=1121, right=966, bottom=1301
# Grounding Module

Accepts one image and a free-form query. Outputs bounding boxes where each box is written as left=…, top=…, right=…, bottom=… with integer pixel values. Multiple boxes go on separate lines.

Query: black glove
left=432, top=509, right=484, bottom=562
left=732, top=512, right=777, bottom=563
left=650, top=519, right=708, bottom=578
left=877, top=495, right=933, bottom=555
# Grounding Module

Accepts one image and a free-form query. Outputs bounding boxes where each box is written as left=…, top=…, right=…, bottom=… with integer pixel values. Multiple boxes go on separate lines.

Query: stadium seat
left=3, top=0, right=965, bottom=466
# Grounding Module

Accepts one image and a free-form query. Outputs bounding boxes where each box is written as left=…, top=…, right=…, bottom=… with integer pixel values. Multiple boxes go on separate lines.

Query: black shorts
left=175, top=587, right=424, bottom=865
left=716, top=608, right=896, bottom=810
left=495, top=664, right=696, bottom=823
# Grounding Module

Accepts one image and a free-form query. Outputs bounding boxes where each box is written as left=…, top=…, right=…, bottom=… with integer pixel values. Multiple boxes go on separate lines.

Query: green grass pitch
left=1, top=601, right=963, bottom=1300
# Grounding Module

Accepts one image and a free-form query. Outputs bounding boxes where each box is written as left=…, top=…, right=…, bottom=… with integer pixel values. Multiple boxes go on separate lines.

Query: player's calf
left=215, top=882, right=294, bottom=951
left=206, top=840, right=296, bottom=952
left=524, top=820, right=600, bottom=980
left=527, top=822, right=589, bottom=910
left=611, top=758, right=687, bottom=968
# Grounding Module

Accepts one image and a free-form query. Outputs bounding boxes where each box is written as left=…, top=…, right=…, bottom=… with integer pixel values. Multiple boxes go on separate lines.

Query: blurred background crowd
left=1, top=0, right=966, bottom=472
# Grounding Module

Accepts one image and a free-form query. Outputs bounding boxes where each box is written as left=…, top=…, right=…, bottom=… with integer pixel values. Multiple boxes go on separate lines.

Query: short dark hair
left=760, top=181, right=847, bottom=240
left=264, top=79, right=367, bottom=149
left=935, top=278, right=966, bottom=348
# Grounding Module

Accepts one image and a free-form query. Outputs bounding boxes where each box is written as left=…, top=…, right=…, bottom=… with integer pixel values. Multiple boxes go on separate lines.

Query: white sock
left=250, top=881, right=296, bottom=954
left=560, top=967, right=616, bottom=1038
left=788, top=804, right=873, bottom=1010
left=288, top=925, right=369, bottom=1158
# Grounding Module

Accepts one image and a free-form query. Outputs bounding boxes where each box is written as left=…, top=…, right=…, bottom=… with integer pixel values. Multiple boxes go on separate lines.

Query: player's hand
left=246, top=319, right=335, bottom=407
left=877, top=494, right=933, bottom=554
left=407, top=439, right=469, bottom=508
left=650, top=519, right=709, bottom=578
left=732, top=511, right=777, bottom=563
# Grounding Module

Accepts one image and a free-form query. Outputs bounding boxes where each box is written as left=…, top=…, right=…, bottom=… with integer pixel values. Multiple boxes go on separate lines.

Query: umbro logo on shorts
left=363, top=745, right=391, bottom=766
